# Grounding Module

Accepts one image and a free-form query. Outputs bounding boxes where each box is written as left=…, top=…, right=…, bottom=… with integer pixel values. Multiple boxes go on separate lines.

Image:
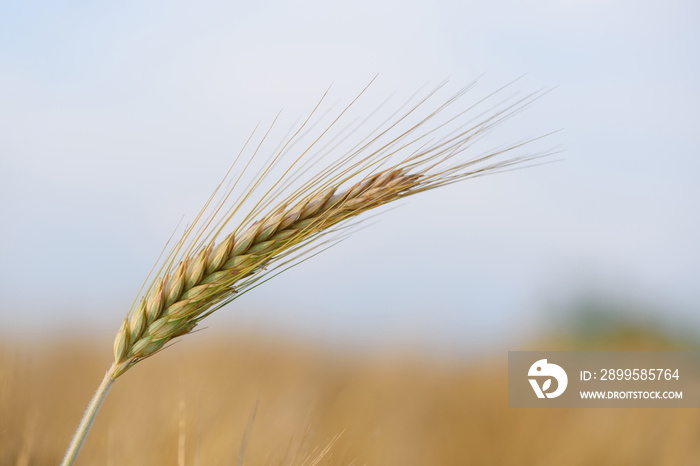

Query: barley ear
left=61, top=81, right=551, bottom=465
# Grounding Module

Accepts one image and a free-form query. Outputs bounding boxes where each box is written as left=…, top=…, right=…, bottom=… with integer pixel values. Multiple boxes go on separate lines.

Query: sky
left=1, top=0, right=699, bottom=355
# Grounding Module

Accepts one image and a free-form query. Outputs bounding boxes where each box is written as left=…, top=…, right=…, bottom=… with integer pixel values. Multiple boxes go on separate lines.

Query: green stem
left=61, top=364, right=116, bottom=466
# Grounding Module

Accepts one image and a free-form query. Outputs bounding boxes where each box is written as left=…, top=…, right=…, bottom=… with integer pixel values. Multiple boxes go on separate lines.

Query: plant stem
left=61, top=364, right=117, bottom=466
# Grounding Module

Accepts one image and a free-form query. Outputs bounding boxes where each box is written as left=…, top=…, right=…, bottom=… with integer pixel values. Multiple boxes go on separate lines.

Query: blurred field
left=2, top=328, right=700, bottom=466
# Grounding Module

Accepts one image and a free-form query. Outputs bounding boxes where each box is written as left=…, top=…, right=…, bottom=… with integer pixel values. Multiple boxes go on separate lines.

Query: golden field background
left=1, top=326, right=699, bottom=466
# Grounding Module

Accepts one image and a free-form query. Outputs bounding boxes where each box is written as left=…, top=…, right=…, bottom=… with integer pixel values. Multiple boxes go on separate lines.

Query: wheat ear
left=61, top=80, right=552, bottom=465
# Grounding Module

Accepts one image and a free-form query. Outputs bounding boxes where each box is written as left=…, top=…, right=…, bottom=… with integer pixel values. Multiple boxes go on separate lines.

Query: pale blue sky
left=1, top=0, right=698, bottom=354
